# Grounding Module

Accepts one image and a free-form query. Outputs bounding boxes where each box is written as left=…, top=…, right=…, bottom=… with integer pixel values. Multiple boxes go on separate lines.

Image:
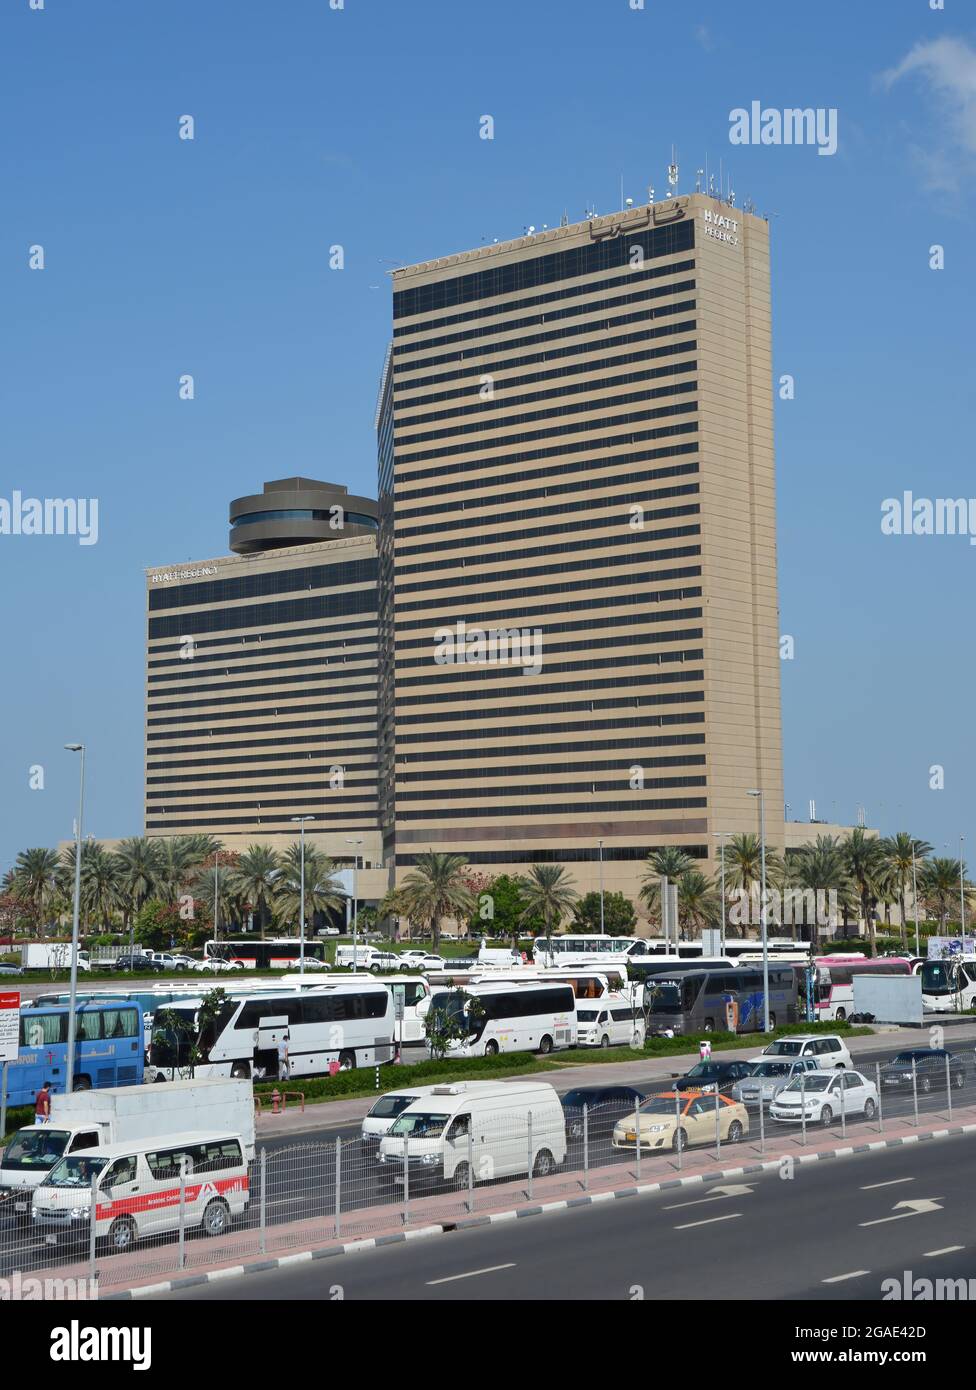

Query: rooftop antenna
left=667, top=145, right=678, bottom=195
left=619, top=173, right=624, bottom=212
left=695, top=167, right=704, bottom=193
left=647, top=186, right=655, bottom=205
left=560, top=210, right=569, bottom=226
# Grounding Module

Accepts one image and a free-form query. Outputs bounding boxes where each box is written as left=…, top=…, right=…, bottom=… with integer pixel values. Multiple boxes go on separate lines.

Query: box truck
left=22, top=943, right=91, bottom=972
left=0, top=1076, right=255, bottom=1216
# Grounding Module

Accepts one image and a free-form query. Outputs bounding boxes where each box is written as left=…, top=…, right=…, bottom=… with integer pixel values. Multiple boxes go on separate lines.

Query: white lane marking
left=822, top=1270, right=870, bottom=1284
left=664, top=1184, right=754, bottom=1210
left=427, top=1262, right=516, bottom=1286
left=924, top=1246, right=964, bottom=1257
left=860, top=1198, right=944, bottom=1227
left=861, top=1177, right=914, bottom=1190
left=672, top=1213, right=742, bottom=1231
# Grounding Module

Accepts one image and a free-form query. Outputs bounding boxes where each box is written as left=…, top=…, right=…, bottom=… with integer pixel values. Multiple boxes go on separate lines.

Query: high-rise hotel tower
left=377, top=193, right=784, bottom=903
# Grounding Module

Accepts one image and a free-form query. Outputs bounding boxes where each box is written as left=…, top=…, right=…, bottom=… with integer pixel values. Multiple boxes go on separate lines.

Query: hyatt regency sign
left=702, top=208, right=739, bottom=247
left=151, top=565, right=218, bottom=584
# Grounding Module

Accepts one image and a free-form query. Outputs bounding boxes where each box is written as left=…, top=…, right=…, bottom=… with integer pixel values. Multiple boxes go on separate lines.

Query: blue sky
left=1, top=0, right=974, bottom=873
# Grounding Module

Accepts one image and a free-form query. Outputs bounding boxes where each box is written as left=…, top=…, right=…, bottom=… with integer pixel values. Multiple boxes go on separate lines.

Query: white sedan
left=192, top=958, right=244, bottom=973
left=769, top=1069, right=879, bottom=1127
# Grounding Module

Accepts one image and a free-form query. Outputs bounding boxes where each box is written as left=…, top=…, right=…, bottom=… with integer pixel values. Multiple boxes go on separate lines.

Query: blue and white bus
left=6, top=1002, right=144, bottom=1106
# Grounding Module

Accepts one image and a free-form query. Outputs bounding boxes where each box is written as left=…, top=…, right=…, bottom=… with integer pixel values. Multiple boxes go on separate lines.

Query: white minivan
left=752, top=1034, right=852, bottom=1070
left=377, top=1081, right=567, bottom=1190
left=31, top=1131, right=249, bottom=1252
left=576, top=998, right=646, bottom=1049
left=335, top=945, right=398, bottom=972
left=361, top=1081, right=501, bottom=1149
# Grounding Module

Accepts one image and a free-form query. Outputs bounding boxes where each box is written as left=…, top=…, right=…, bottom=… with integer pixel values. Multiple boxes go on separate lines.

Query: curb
left=100, top=1117, right=976, bottom=1299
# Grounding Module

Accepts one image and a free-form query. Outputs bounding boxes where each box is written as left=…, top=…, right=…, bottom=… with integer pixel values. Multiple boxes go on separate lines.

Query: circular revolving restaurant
left=228, top=476, right=378, bottom=555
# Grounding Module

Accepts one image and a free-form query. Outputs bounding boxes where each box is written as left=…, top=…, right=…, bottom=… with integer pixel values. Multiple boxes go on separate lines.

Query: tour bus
left=813, top=956, right=914, bottom=1021
left=147, top=981, right=394, bottom=1078
left=204, top=938, right=328, bottom=970
left=918, top=955, right=976, bottom=1012
left=281, top=972, right=432, bottom=1046
left=639, top=937, right=811, bottom=962
left=426, top=981, right=576, bottom=1056
left=643, top=965, right=800, bottom=1036
left=531, top=935, right=646, bottom=967
left=7, top=1002, right=144, bottom=1106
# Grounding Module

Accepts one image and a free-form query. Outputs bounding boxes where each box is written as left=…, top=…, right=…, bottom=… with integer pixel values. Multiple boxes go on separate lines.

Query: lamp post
left=64, top=744, right=86, bottom=1089
left=960, top=835, right=966, bottom=942
left=746, top=789, right=771, bottom=1032
left=911, top=841, right=921, bottom=959
left=713, top=831, right=732, bottom=955
left=346, top=837, right=364, bottom=965
left=598, top=839, right=605, bottom=935
left=291, top=818, right=314, bottom=974
left=213, top=848, right=219, bottom=943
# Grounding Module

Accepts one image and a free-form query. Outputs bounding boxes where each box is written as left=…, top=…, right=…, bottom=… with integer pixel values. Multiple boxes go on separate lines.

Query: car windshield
left=562, top=1090, right=601, bottom=1108
left=577, top=1010, right=598, bottom=1022
left=2, top=1129, right=72, bottom=1170
left=783, top=1076, right=834, bottom=1093
left=749, top=1062, right=792, bottom=1078
left=890, top=1052, right=932, bottom=1064
left=388, top=1111, right=450, bottom=1138
left=368, top=1095, right=417, bottom=1119
left=763, top=1040, right=803, bottom=1056
left=43, top=1155, right=109, bottom=1188
left=640, top=1098, right=682, bottom=1115
left=684, top=1063, right=725, bottom=1080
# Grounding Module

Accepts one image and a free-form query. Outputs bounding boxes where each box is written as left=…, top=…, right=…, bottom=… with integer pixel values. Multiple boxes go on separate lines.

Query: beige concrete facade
left=378, top=194, right=785, bottom=909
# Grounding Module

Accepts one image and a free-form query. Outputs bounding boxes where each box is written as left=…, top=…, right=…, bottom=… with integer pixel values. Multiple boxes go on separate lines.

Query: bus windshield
left=388, top=1111, right=450, bottom=1139
left=920, top=962, right=953, bottom=994
left=367, top=1095, right=418, bottom=1120
left=2, top=1129, right=72, bottom=1170
left=43, top=1155, right=110, bottom=1188
left=644, top=982, right=681, bottom=1013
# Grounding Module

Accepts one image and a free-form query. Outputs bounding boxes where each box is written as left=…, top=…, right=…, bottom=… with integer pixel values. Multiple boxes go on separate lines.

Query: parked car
left=192, top=958, right=244, bottom=973
left=753, top=1034, right=852, bottom=1070
left=113, top=954, right=165, bottom=973
left=0, top=962, right=23, bottom=976
left=769, top=1069, right=878, bottom=1126
left=398, top=951, right=446, bottom=971
left=612, top=1092, right=749, bottom=1154
left=561, top=1085, right=648, bottom=1139
left=148, top=952, right=194, bottom=972
left=879, top=1048, right=966, bottom=1093
left=732, top=1057, right=821, bottom=1107
left=669, top=1060, right=755, bottom=1094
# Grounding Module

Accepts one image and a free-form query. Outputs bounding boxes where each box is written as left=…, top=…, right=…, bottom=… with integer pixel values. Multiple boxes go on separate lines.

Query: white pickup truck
left=0, top=1077, right=255, bottom=1217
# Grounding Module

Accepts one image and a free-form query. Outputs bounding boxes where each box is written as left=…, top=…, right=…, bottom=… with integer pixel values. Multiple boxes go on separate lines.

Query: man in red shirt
left=34, top=1080, right=52, bottom=1123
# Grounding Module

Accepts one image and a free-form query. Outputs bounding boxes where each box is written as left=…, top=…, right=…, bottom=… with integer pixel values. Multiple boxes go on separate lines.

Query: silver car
left=732, top=1057, right=820, bottom=1108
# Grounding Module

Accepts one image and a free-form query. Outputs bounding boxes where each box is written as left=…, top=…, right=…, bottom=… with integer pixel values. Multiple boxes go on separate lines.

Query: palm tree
left=721, top=833, right=783, bottom=940
left=396, top=852, right=476, bottom=951
left=11, top=848, right=60, bottom=937
left=639, top=847, right=696, bottom=923
left=676, top=870, right=720, bottom=939
left=842, top=828, right=888, bottom=951
left=881, top=833, right=933, bottom=949
left=272, top=845, right=346, bottom=936
left=190, top=863, right=241, bottom=938
left=788, top=836, right=855, bottom=950
left=917, top=857, right=973, bottom=932
left=517, top=864, right=579, bottom=957
left=75, top=842, right=122, bottom=931
left=113, top=837, right=163, bottom=952
left=230, top=845, right=281, bottom=938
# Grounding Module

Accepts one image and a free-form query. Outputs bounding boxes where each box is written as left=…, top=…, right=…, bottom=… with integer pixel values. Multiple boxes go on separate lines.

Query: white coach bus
left=148, top=982, right=394, bottom=1079
left=426, top=981, right=576, bottom=1057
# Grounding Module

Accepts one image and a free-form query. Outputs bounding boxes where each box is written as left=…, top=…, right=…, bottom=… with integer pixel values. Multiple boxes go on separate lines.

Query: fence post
left=840, top=1075, right=847, bottom=1140
left=88, top=1172, right=98, bottom=1289
left=634, top=1097, right=641, bottom=1181
left=946, top=1055, right=953, bottom=1123
left=911, top=1057, right=919, bottom=1128
left=582, top=1104, right=589, bottom=1192
left=875, top=1062, right=885, bottom=1133
left=334, top=1137, right=341, bottom=1240
left=800, top=1075, right=807, bottom=1146
left=467, top=1123, right=474, bottom=1214
left=674, top=1092, right=682, bottom=1170
left=527, top=1110, right=534, bottom=1201
left=758, top=1090, right=765, bottom=1154
left=714, top=1086, right=721, bottom=1161
left=403, top=1130, right=409, bottom=1225
left=178, top=1158, right=187, bottom=1271
left=259, top=1149, right=267, bottom=1255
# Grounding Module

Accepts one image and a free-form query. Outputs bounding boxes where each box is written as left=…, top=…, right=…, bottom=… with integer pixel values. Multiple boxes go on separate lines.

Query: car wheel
left=484, top=1040, right=499, bottom=1056
left=703, top=1019, right=714, bottom=1033
left=820, top=1105, right=833, bottom=1127
left=532, top=1148, right=555, bottom=1178
left=671, top=1127, right=687, bottom=1153
left=538, top=1035, right=554, bottom=1055
left=920, top=1076, right=932, bottom=1094
left=769, top=1014, right=777, bottom=1030
left=727, top=1120, right=744, bottom=1143
left=231, top=1063, right=250, bottom=1079
left=453, top=1161, right=471, bottom=1191
left=954, top=1070, right=965, bottom=1089
left=338, top=1050, right=355, bottom=1071
left=153, top=1073, right=168, bottom=1083
left=108, top=1216, right=136, bottom=1252
left=836, top=1007, right=846, bottom=1021
left=864, top=1098, right=877, bottom=1120
left=72, top=1077, right=91, bottom=1093
left=600, top=1034, right=610, bottom=1049
left=202, top=1198, right=230, bottom=1237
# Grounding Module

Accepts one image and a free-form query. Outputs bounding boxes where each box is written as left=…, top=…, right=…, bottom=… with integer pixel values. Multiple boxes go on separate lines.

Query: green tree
left=470, top=873, right=543, bottom=947
left=114, top=837, right=163, bottom=958
left=396, top=852, right=476, bottom=951
left=424, top=990, right=486, bottom=1060
left=880, top=833, right=933, bottom=949
left=842, top=828, right=888, bottom=950
left=11, top=847, right=60, bottom=937
left=230, top=844, right=281, bottom=938
left=272, top=845, right=346, bottom=934
left=518, top=864, right=579, bottom=958
left=571, top=890, right=637, bottom=936
left=639, top=847, right=696, bottom=923
left=675, top=871, right=720, bottom=939
left=784, top=836, right=854, bottom=950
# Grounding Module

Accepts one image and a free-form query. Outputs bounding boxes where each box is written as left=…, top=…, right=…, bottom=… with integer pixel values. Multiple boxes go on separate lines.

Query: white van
left=576, top=997, right=646, bottom=1049
left=361, top=1081, right=501, bottom=1149
left=334, top=945, right=397, bottom=972
left=377, top=1081, right=566, bottom=1190
left=31, top=1131, right=249, bottom=1252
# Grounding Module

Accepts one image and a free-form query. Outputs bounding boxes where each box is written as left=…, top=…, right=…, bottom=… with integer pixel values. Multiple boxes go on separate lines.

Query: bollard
left=467, top=1123, right=474, bottom=1213
left=946, top=1054, right=953, bottom=1122
left=714, top=1086, right=721, bottom=1161
left=334, top=1137, right=341, bottom=1239
left=875, top=1062, right=885, bottom=1134
left=582, top=1104, right=589, bottom=1192
left=911, top=1058, right=919, bottom=1128
left=88, top=1173, right=98, bottom=1288
left=674, top=1091, right=683, bottom=1170
left=271, top=1088, right=281, bottom=1116
left=527, top=1111, right=534, bottom=1200
left=259, top=1149, right=267, bottom=1255
left=800, top=1074, right=807, bottom=1146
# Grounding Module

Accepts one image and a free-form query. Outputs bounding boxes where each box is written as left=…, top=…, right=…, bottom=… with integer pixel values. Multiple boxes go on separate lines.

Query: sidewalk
left=87, top=1088, right=976, bottom=1298
left=255, top=1020, right=976, bottom=1140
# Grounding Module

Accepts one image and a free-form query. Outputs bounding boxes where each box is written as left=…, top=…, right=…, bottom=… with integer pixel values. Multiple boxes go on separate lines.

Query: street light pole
left=911, top=841, right=920, bottom=959
left=292, top=817, right=314, bottom=974
left=346, top=837, right=364, bottom=964
left=598, top=839, right=605, bottom=935
left=64, top=744, right=86, bottom=1089
left=960, top=835, right=966, bottom=942
left=213, top=848, right=219, bottom=943
left=747, top=789, right=771, bottom=1032
left=713, top=832, right=731, bottom=955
